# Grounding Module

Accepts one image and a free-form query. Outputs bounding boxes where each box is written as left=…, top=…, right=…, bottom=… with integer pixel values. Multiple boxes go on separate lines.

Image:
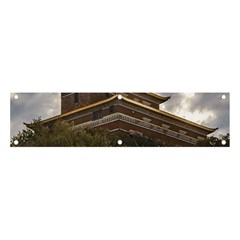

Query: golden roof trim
left=147, top=93, right=171, bottom=101
left=26, top=93, right=217, bottom=133
left=122, top=97, right=217, bottom=132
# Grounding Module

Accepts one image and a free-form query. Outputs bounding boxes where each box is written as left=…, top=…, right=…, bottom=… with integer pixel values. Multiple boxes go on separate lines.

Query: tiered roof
left=25, top=93, right=217, bottom=134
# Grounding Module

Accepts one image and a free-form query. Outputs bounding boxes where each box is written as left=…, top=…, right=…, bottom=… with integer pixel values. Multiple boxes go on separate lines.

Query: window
left=74, top=93, right=79, bottom=104
left=93, top=110, right=103, bottom=120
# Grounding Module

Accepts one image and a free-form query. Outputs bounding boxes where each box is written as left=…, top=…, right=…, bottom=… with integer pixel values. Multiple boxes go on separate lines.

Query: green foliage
left=11, top=118, right=229, bottom=147
left=76, top=128, right=112, bottom=147
left=110, top=131, right=174, bottom=147
left=196, top=133, right=230, bottom=147
left=11, top=118, right=112, bottom=147
left=11, top=118, right=172, bottom=147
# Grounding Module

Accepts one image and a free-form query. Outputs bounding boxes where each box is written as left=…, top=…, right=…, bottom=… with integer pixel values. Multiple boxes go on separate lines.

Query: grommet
left=117, top=139, right=123, bottom=145
left=14, top=140, right=19, bottom=145
left=118, top=94, right=123, bottom=100
left=221, top=140, right=226, bottom=145
left=221, top=94, right=226, bottom=100
left=13, top=94, right=19, bottom=100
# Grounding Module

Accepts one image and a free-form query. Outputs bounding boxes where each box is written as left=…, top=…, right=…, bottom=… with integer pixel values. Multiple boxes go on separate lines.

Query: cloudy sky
left=10, top=93, right=229, bottom=138
left=10, top=93, right=61, bottom=138
left=159, top=93, right=229, bottom=136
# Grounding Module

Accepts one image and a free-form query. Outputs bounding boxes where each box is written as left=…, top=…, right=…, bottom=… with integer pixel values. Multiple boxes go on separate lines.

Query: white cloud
left=10, top=93, right=61, bottom=137
left=160, top=93, right=229, bottom=136
left=174, top=108, right=216, bottom=125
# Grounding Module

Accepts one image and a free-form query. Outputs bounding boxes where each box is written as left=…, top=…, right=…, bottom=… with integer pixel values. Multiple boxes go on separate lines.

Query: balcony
left=74, top=113, right=198, bottom=145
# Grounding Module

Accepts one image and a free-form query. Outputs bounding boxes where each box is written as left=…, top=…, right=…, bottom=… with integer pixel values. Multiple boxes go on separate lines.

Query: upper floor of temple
left=61, top=93, right=170, bottom=114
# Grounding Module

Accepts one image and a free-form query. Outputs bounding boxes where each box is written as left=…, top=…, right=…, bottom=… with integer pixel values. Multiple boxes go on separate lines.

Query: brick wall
left=61, top=93, right=110, bottom=114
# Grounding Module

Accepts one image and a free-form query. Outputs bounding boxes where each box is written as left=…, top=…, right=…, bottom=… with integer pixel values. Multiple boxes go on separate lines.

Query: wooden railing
left=74, top=113, right=197, bottom=145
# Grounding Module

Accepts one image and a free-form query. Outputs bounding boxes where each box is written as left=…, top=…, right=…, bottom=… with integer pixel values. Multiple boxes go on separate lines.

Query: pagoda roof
left=146, top=93, right=171, bottom=102
left=25, top=94, right=217, bottom=133
left=122, top=96, right=217, bottom=133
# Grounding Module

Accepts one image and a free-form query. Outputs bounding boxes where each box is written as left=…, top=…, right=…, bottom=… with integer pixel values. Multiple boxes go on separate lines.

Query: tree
left=110, top=131, right=174, bottom=147
left=11, top=118, right=172, bottom=147
left=196, top=133, right=230, bottom=147
left=12, top=118, right=228, bottom=147
left=11, top=118, right=112, bottom=147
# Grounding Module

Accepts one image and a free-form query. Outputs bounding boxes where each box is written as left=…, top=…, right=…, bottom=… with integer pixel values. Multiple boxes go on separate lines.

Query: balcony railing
left=74, top=113, right=197, bottom=145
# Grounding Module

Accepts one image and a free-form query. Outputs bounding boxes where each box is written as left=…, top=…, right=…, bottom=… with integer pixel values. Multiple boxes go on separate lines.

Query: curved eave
left=25, top=95, right=118, bottom=127
left=147, top=93, right=171, bottom=102
left=24, top=122, right=33, bottom=128
left=122, top=97, right=218, bottom=133
left=25, top=93, right=217, bottom=134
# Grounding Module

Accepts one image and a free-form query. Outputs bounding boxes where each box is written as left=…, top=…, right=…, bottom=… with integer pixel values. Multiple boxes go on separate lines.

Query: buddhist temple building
left=26, top=93, right=218, bottom=146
